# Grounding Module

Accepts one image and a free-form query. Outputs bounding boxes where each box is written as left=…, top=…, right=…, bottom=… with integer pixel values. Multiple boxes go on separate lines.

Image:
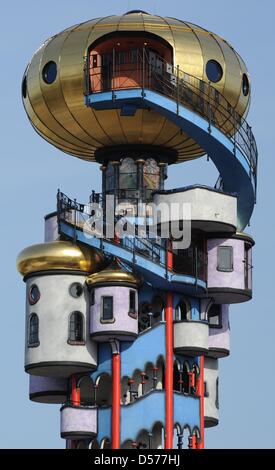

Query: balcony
left=174, top=321, right=209, bottom=356
left=29, top=376, right=67, bottom=404
left=153, top=186, right=237, bottom=233
left=60, top=404, right=97, bottom=440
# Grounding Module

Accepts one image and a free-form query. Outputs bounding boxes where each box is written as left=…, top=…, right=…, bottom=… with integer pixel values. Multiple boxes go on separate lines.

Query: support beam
left=165, top=291, right=174, bottom=449
left=111, top=340, right=121, bottom=449
left=197, top=356, right=205, bottom=449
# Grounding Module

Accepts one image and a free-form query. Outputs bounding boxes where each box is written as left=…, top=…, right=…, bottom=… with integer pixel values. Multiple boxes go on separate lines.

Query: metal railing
left=84, top=50, right=257, bottom=196
left=57, top=190, right=207, bottom=282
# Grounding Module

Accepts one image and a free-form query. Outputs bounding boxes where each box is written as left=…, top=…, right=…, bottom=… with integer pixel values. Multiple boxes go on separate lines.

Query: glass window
left=217, top=246, right=233, bottom=272
left=42, top=61, right=57, bottom=84
left=119, top=158, right=137, bottom=191
left=129, top=290, right=136, bottom=313
left=101, top=296, right=114, bottom=322
left=69, top=282, right=83, bottom=298
left=130, top=49, right=139, bottom=63
left=208, top=304, right=222, bottom=328
left=206, top=60, right=223, bottom=83
left=215, top=377, right=219, bottom=409
left=242, top=74, right=249, bottom=96
left=117, top=51, right=126, bottom=65
left=29, top=313, right=39, bottom=346
left=92, top=54, right=98, bottom=68
left=22, top=76, right=27, bottom=99
left=29, top=284, right=40, bottom=305
left=69, top=311, right=84, bottom=342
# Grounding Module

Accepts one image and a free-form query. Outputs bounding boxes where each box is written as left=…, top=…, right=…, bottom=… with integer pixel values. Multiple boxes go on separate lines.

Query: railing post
left=142, top=47, right=145, bottom=98
left=176, top=65, right=179, bottom=115
left=208, top=82, right=212, bottom=134
left=195, top=246, right=198, bottom=290
left=112, top=47, right=116, bottom=101
left=73, top=198, right=77, bottom=243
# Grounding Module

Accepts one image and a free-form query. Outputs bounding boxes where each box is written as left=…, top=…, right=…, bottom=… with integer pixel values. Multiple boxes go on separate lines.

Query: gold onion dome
left=17, top=241, right=106, bottom=277
left=22, top=11, right=250, bottom=162
left=86, top=260, right=141, bottom=287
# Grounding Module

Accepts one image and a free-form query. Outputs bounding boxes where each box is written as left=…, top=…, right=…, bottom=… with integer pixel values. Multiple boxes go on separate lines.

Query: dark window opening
left=175, top=299, right=190, bottom=321
left=69, top=311, right=84, bottom=343
left=69, top=282, right=83, bottom=298
left=29, top=284, right=40, bottom=305
left=242, top=74, right=249, bottom=96
left=92, top=54, right=98, bottom=68
left=215, top=377, right=219, bottom=409
left=208, top=304, right=222, bottom=328
left=22, top=76, right=27, bottom=99
left=129, top=290, right=136, bottom=313
left=29, top=313, right=39, bottom=346
left=217, top=246, right=233, bottom=272
left=101, top=296, right=114, bottom=322
left=206, top=60, right=223, bottom=83
left=42, top=61, right=57, bottom=84
left=90, top=289, right=95, bottom=305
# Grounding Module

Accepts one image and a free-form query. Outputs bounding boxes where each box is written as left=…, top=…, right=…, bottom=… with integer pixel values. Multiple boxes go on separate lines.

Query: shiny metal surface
left=86, top=261, right=140, bottom=287
left=23, top=12, right=251, bottom=162
left=17, top=241, right=106, bottom=276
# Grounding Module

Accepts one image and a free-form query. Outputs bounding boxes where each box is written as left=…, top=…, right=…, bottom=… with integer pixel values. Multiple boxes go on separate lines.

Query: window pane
left=69, top=312, right=83, bottom=342
left=129, top=291, right=136, bottom=312
left=217, top=246, right=233, bottom=271
left=102, top=297, right=113, bottom=320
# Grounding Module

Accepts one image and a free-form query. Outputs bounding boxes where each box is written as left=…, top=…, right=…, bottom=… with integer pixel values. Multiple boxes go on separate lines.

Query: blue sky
left=1, top=0, right=274, bottom=448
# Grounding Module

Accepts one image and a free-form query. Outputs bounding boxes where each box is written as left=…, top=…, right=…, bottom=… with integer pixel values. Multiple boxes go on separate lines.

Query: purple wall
left=60, top=406, right=97, bottom=438
left=207, top=238, right=248, bottom=290
left=90, top=286, right=138, bottom=339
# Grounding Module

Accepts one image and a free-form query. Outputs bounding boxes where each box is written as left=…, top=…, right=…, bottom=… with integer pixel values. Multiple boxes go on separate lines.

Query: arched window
left=175, top=298, right=191, bottom=321
left=28, top=313, right=39, bottom=347
left=68, top=311, right=84, bottom=343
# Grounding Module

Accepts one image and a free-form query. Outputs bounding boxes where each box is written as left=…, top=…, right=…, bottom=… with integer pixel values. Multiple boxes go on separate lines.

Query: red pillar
left=167, top=239, right=173, bottom=270
left=165, top=291, right=174, bottom=449
left=196, top=356, right=205, bottom=449
left=112, top=351, right=121, bottom=449
left=71, top=375, right=80, bottom=406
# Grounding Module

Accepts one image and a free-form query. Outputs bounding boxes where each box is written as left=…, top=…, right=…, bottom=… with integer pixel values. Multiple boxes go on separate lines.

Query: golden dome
left=17, top=241, right=106, bottom=277
left=22, top=11, right=250, bottom=162
left=86, top=261, right=140, bottom=287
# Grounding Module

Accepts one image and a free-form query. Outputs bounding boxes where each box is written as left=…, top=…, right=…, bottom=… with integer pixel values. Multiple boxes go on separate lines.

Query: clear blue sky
left=1, top=0, right=274, bottom=448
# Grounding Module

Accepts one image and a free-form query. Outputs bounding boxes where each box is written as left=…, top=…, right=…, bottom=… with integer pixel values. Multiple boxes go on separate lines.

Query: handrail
left=57, top=190, right=208, bottom=282
left=84, top=49, right=257, bottom=197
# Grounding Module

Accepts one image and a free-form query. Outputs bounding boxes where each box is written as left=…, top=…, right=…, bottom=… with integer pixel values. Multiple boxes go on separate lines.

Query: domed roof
left=86, top=260, right=140, bottom=287
left=17, top=241, right=106, bottom=277
left=22, top=11, right=250, bottom=163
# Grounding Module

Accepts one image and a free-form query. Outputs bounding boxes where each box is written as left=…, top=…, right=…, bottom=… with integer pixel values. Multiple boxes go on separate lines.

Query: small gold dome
left=86, top=261, right=140, bottom=287
left=22, top=12, right=250, bottom=163
left=17, top=241, right=106, bottom=277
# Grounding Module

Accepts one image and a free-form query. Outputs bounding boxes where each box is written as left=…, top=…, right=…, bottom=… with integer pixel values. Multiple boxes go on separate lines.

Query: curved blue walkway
left=87, top=89, right=256, bottom=230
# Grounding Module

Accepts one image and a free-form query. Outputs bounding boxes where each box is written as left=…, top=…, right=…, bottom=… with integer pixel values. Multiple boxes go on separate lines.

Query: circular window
left=22, top=76, right=27, bottom=99
left=42, top=61, right=57, bottom=84
left=242, top=74, right=250, bottom=96
left=69, top=282, right=84, bottom=298
left=206, top=60, right=223, bottom=83
left=29, top=285, right=40, bottom=305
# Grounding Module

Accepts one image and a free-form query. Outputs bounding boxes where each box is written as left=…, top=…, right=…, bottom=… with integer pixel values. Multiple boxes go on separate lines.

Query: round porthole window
left=242, top=74, right=250, bottom=96
left=22, top=76, right=27, bottom=99
left=69, top=282, right=84, bottom=298
left=42, top=61, right=57, bottom=84
left=29, top=285, right=40, bottom=305
left=206, top=60, right=223, bottom=83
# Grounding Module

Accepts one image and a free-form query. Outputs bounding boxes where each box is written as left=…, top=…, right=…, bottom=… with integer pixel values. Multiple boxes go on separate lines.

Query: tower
left=17, top=10, right=257, bottom=449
